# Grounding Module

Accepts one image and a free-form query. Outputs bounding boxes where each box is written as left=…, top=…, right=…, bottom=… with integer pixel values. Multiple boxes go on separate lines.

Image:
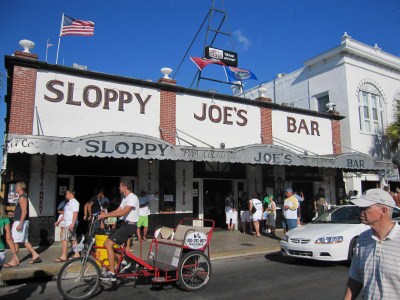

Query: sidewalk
left=0, top=229, right=283, bottom=283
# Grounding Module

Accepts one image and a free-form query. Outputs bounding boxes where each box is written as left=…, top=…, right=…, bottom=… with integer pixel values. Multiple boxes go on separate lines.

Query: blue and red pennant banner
left=224, top=66, right=257, bottom=82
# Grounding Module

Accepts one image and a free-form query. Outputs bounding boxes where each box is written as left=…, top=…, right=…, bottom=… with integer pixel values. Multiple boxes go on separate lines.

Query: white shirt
left=64, top=198, right=79, bottom=227
left=119, top=193, right=139, bottom=223
left=251, top=198, right=263, bottom=220
left=139, top=196, right=151, bottom=216
left=139, top=205, right=150, bottom=216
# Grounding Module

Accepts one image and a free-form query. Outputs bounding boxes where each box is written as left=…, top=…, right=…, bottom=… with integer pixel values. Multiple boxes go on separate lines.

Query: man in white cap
left=344, top=188, right=400, bottom=300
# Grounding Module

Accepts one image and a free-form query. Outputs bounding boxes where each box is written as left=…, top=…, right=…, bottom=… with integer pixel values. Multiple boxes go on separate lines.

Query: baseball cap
left=284, top=187, right=293, bottom=193
left=351, top=188, right=396, bottom=208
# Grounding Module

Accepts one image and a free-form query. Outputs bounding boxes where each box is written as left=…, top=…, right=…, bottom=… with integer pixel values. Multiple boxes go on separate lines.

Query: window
left=394, top=90, right=400, bottom=108
left=317, top=94, right=330, bottom=112
left=358, top=84, right=385, bottom=134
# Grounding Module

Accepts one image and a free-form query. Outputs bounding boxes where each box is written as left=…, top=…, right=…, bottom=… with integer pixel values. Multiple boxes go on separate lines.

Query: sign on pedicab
left=185, top=232, right=208, bottom=249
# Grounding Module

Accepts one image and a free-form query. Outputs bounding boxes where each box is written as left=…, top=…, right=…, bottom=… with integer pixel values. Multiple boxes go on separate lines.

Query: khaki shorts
left=61, top=226, right=77, bottom=241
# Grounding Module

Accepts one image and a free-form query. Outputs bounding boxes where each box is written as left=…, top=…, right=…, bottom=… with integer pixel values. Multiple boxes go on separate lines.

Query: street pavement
left=0, top=229, right=283, bottom=283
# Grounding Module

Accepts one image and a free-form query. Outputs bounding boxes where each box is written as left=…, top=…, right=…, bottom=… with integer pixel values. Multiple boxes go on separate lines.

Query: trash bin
left=94, top=229, right=116, bottom=266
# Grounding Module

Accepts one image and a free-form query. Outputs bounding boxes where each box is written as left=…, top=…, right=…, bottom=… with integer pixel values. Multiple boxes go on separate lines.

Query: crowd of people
left=224, top=191, right=282, bottom=237
left=1, top=180, right=400, bottom=291
left=225, top=186, right=329, bottom=237
left=0, top=179, right=149, bottom=281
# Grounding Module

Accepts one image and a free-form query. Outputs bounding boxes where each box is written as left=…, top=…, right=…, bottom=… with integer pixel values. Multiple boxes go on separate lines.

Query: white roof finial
left=341, top=32, right=352, bottom=43
left=160, top=67, right=172, bottom=79
left=19, top=39, right=35, bottom=53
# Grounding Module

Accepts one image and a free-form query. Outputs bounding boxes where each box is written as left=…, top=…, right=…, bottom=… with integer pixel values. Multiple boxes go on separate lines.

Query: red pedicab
left=57, top=216, right=215, bottom=300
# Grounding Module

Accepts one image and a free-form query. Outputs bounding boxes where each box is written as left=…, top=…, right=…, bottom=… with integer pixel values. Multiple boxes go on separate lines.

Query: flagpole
left=46, top=39, right=49, bottom=62
left=56, top=13, right=64, bottom=64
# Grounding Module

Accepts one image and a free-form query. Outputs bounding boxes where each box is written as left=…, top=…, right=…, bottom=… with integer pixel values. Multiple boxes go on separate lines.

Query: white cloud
left=232, top=30, right=251, bottom=51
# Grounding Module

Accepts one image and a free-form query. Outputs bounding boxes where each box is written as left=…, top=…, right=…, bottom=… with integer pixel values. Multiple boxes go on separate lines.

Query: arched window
left=358, top=84, right=385, bottom=134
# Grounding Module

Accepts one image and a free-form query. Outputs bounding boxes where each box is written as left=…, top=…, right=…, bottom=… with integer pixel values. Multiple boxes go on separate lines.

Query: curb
left=0, top=248, right=281, bottom=283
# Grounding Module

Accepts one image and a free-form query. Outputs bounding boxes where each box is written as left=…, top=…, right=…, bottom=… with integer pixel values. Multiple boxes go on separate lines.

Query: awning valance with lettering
left=5, top=133, right=394, bottom=171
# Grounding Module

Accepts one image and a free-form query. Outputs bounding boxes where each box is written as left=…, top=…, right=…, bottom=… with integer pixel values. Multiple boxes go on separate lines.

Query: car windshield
left=312, top=206, right=361, bottom=224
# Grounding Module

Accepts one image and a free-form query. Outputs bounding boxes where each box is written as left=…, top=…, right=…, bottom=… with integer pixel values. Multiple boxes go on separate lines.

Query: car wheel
left=347, top=238, right=357, bottom=262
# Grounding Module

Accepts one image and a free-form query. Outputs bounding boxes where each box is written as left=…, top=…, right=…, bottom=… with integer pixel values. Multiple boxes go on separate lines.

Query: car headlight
left=282, top=235, right=289, bottom=242
left=315, top=236, right=343, bottom=244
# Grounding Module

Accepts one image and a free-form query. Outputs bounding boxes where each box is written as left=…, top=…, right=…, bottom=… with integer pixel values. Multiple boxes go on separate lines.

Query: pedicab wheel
left=57, top=257, right=101, bottom=300
left=177, top=251, right=212, bottom=292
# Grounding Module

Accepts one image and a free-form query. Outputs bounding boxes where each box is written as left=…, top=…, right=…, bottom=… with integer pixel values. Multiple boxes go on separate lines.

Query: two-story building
left=2, top=40, right=393, bottom=244
left=244, top=33, right=400, bottom=194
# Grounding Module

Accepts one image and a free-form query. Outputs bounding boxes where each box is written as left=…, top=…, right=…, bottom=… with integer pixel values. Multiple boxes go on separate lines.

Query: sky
left=1, top=0, right=399, bottom=160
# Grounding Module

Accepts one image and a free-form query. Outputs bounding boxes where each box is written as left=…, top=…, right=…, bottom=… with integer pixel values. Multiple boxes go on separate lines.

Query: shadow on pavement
left=18, top=246, right=51, bottom=264
left=0, top=271, right=51, bottom=300
left=264, top=252, right=341, bottom=268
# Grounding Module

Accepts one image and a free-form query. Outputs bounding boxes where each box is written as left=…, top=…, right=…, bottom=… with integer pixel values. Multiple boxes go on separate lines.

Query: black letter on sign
left=134, top=93, right=151, bottom=114
left=83, top=85, right=101, bottom=108
left=287, top=117, right=296, bottom=133
left=254, top=152, right=261, bottom=162
left=44, top=80, right=64, bottom=102
left=118, top=91, right=133, bottom=112
left=66, top=82, right=81, bottom=106
left=209, top=105, right=222, bottom=123
left=194, top=103, right=207, bottom=121
left=236, top=109, right=248, bottom=126
left=86, top=140, right=100, bottom=153
left=103, top=88, right=118, bottom=110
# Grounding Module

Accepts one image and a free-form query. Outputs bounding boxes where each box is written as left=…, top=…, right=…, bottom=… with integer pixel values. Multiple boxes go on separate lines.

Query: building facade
left=245, top=33, right=400, bottom=193
left=2, top=43, right=393, bottom=245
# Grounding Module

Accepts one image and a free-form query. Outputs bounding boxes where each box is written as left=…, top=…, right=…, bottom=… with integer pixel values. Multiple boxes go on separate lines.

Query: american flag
left=61, top=15, right=94, bottom=37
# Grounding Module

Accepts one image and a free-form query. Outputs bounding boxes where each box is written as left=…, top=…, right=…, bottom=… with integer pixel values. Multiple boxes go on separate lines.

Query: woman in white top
left=249, top=193, right=263, bottom=237
left=266, top=195, right=277, bottom=237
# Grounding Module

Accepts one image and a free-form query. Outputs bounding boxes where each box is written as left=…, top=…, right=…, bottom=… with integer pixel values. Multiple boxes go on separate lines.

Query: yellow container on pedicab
left=95, top=233, right=117, bottom=266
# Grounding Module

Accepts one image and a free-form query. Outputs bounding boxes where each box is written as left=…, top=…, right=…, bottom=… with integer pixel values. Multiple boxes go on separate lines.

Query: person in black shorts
left=98, top=179, right=139, bottom=281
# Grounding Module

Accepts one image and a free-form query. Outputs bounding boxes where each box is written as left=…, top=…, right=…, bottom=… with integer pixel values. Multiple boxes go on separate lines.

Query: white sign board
left=272, top=110, right=333, bottom=155
left=184, top=232, right=208, bottom=249
left=34, top=71, right=160, bottom=138
left=176, top=94, right=261, bottom=148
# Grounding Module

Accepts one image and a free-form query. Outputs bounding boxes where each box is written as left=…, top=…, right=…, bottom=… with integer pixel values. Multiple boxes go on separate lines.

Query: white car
left=280, top=205, right=400, bottom=262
